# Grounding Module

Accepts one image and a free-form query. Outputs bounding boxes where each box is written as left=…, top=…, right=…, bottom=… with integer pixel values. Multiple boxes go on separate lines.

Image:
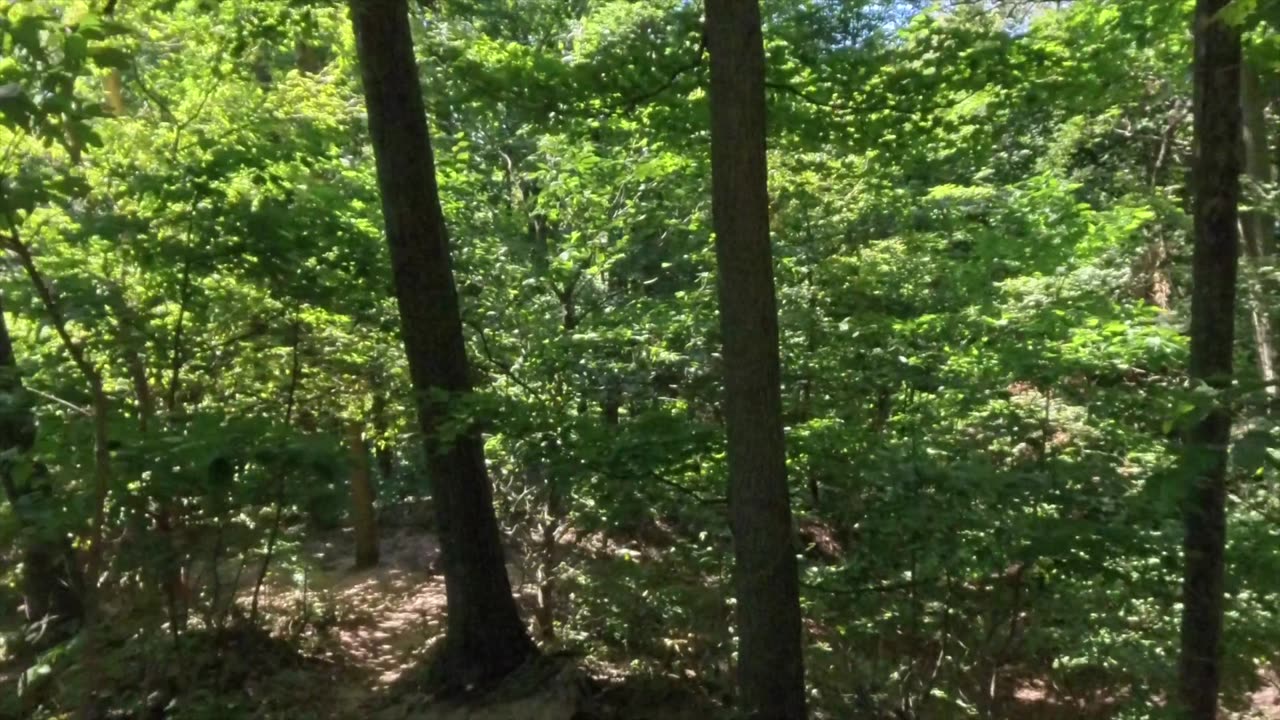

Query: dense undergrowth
left=3, top=0, right=1280, bottom=718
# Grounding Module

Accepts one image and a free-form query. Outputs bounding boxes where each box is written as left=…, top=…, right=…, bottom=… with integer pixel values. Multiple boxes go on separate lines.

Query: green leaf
left=10, top=16, right=51, bottom=54
left=89, top=46, right=132, bottom=70
left=76, top=13, right=106, bottom=40
left=1220, top=0, right=1259, bottom=24
left=64, top=33, right=89, bottom=66
left=1231, top=429, right=1274, bottom=476
left=0, top=83, right=35, bottom=130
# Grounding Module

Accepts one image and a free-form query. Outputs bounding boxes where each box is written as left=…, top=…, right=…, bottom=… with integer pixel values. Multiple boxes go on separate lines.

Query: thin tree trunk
left=348, top=0, right=536, bottom=688
left=1178, top=2, right=1242, bottom=718
left=603, top=377, right=620, bottom=427
left=705, top=1, right=807, bottom=718
left=1240, top=57, right=1277, bottom=401
left=372, top=390, right=395, bottom=481
left=534, top=284, right=579, bottom=642
left=0, top=297, right=82, bottom=637
left=166, top=261, right=192, bottom=414
left=102, top=0, right=125, bottom=116
left=116, top=299, right=190, bottom=637
left=801, top=267, right=820, bottom=507
left=157, top=260, right=194, bottom=636
left=0, top=228, right=111, bottom=720
left=249, top=323, right=303, bottom=623
left=78, top=362, right=112, bottom=720
left=348, top=421, right=380, bottom=569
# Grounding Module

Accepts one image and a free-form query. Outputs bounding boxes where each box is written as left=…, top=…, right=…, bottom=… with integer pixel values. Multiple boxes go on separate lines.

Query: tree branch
left=617, top=37, right=708, bottom=113
left=0, top=225, right=103, bottom=388
left=26, top=386, right=91, bottom=416
left=466, top=318, right=539, bottom=397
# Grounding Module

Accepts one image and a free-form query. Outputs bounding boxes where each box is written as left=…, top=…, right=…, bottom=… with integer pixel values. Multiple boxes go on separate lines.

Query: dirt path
left=256, top=526, right=728, bottom=720
left=282, top=528, right=449, bottom=715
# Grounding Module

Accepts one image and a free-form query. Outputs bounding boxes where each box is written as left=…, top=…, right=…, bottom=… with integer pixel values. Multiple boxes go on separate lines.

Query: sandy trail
left=276, top=528, right=449, bottom=715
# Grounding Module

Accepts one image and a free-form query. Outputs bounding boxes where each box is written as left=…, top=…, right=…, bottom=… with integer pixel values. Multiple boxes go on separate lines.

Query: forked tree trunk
left=1178, top=2, right=1242, bottom=718
left=705, top=1, right=807, bottom=717
left=348, top=0, right=536, bottom=688
left=348, top=422, right=380, bottom=569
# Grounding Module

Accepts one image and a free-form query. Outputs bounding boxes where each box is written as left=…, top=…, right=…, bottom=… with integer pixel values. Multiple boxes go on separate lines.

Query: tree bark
left=372, top=390, right=395, bottom=481
left=705, top=2, right=807, bottom=718
left=348, top=422, right=381, bottom=569
left=348, top=0, right=536, bottom=689
left=1178, top=2, right=1242, bottom=719
left=1240, top=56, right=1276, bottom=402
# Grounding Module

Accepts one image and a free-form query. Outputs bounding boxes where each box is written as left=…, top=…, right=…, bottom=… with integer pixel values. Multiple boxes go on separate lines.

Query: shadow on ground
left=270, top=527, right=726, bottom=720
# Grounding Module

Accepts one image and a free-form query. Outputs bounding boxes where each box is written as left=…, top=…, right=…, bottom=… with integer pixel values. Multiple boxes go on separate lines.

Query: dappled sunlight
left=3, top=0, right=1279, bottom=718
left=299, top=529, right=449, bottom=691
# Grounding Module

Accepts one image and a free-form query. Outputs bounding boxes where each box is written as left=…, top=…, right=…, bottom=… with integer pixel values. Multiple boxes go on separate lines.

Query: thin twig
left=467, top=318, right=539, bottom=396
left=26, top=387, right=91, bottom=415
left=618, top=37, right=707, bottom=113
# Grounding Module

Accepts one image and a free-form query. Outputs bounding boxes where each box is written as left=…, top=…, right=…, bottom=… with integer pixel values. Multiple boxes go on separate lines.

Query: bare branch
left=26, top=386, right=91, bottom=416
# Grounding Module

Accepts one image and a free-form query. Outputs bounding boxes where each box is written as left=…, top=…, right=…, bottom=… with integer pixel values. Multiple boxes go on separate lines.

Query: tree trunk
left=705, top=2, right=807, bottom=718
left=1240, top=57, right=1276, bottom=402
left=1178, top=2, right=1242, bottom=719
left=1, top=228, right=112, bottom=720
left=249, top=322, right=303, bottom=624
left=602, top=377, right=620, bottom=427
left=348, top=0, right=536, bottom=688
left=372, top=391, right=395, bottom=481
left=348, top=422, right=381, bottom=569
left=0, top=300, right=82, bottom=637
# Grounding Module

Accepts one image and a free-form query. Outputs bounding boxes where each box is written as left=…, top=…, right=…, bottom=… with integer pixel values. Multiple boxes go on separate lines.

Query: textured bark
left=705, top=1, right=807, bottom=718
left=1178, top=2, right=1242, bottom=719
left=1240, top=57, right=1277, bottom=401
left=349, top=0, right=536, bottom=688
left=348, top=422, right=381, bottom=569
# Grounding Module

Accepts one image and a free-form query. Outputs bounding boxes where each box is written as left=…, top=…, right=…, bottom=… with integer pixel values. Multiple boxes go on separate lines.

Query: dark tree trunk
left=1179, top=2, right=1242, bottom=718
left=372, top=391, right=395, bottom=481
left=705, top=2, right=807, bottom=718
left=602, top=377, right=620, bottom=427
left=348, top=0, right=536, bottom=688
left=0, top=298, right=82, bottom=637
left=348, top=422, right=381, bottom=569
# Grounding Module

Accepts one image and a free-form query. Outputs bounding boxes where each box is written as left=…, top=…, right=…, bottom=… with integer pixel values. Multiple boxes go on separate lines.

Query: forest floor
left=247, top=524, right=1280, bottom=720
left=242, top=525, right=721, bottom=720
left=4, top=524, right=1279, bottom=719
left=251, top=526, right=1280, bottom=720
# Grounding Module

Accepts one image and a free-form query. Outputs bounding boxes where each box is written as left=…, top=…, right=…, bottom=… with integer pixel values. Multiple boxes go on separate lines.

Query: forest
left=0, top=0, right=1278, bottom=718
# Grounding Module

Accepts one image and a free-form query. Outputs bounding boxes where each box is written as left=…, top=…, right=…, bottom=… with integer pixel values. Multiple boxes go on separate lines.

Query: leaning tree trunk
left=348, top=0, right=536, bottom=688
left=705, top=1, right=807, bottom=718
left=3, top=226, right=112, bottom=720
left=0, top=298, right=82, bottom=637
left=1179, top=1, right=1242, bottom=719
left=1240, top=56, right=1277, bottom=403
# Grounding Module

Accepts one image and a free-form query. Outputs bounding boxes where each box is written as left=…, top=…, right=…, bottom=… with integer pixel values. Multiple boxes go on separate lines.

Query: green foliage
left=1, top=0, right=1278, bottom=718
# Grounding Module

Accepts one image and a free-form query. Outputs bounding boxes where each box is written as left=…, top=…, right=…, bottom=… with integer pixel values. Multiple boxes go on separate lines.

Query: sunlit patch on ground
left=299, top=529, right=449, bottom=693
